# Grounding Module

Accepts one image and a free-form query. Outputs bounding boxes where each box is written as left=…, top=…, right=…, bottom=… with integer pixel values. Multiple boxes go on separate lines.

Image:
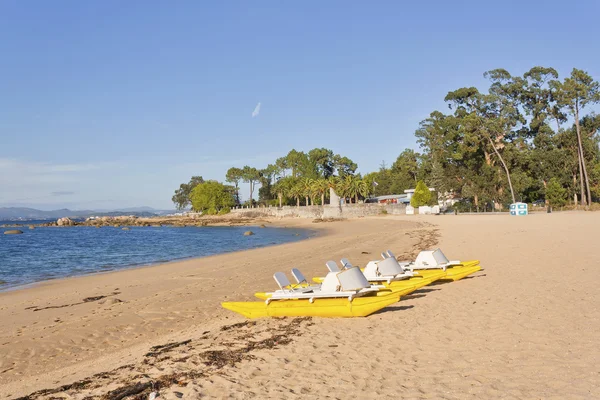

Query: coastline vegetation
left=173, top=66, right=600, bottom=213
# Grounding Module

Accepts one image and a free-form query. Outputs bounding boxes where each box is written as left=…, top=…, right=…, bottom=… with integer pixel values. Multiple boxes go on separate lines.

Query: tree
left=288, top=181, right=303, bottom=207
left=241, top=166, right=260, bottom=205
left=225, top=168, right=243, bottom=205
left=300, top=178, right=313, bottom=205
left=308, top=148, right=335, bottom=178
left=545, top=177, right=567, bottom=210
left=311, top=178, right=330, bottom=205
left=333, top=155, right=358, bottom=177
left=445, top=82, right=519, bottom=204
left=285, top=149, right=309, bottom=178
left=552, top=69, right=600, bottom=206
left=190, top=181, right=235, bottom=214
left=410, top=181, right=431, bottom=207
left=172, top=176, right=204, bottom=210
left=271, top=176, right=293, bottom=208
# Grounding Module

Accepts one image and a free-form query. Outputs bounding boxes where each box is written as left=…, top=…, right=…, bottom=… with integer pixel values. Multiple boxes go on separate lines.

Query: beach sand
left=1, top=213, right=599, bottom=399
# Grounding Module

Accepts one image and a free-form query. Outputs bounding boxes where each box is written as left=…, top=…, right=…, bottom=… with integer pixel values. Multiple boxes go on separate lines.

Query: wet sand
left=1, top=213, right=599, bottom=399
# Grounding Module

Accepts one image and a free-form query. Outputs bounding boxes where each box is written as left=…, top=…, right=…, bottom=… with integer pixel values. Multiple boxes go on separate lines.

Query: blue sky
left=1, top=0, right=599, bottom=210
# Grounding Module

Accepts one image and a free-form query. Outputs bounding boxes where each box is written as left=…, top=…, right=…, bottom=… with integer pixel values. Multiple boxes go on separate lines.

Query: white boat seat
left=325, top=260, right=341, bottom=273
left=273, top=272, right=292, bottom=290
left=340, top=258, right=353, bottom=269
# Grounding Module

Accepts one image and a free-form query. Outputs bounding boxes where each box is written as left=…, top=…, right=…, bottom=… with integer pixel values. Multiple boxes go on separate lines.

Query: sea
left=0, top=222, right=311, bottom=290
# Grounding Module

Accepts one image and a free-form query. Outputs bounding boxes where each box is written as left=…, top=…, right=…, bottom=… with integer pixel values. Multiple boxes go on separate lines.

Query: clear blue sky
left=1, top=0, right=599, bottom=210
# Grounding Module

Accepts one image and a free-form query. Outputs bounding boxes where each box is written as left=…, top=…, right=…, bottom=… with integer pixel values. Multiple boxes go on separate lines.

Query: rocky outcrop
left=57, top=217, right=74, bottom=226
left=243, top=231, right=254, bottom=236
left=4, top=230, right=23, bottom=235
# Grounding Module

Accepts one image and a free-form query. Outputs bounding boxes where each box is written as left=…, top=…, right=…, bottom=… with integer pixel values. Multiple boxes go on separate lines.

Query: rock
left=56, top=217, right=74, bottom=226
left=259, top=224, right=266, bottom=228
left=29, top=225, right=35, bottom=230
left=122, top=227, right=130, bottom=231
left=243, top=231, right=254, bottom=236
left=4, top=230, right=23, bottom=235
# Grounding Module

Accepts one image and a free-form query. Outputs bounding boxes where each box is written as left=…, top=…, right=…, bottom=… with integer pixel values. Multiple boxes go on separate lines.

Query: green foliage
left=225, top=167, right=243, bottom=204
left=545, top=177, right=567, bottom=207
left=172, top=176, right=204, bottom=210
left=190, top=181, right=235, bottom=214
left=410, top=181, right=431, bottom=207
left=218, top=207, right=231, bottom=215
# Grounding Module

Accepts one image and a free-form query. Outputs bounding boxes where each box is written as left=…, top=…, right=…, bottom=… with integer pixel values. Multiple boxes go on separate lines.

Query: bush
left=545, top=177, right=567, bottom=208
left=410, top=181, right=431, bottom=207
left=218, top=207, right=231, bottom=215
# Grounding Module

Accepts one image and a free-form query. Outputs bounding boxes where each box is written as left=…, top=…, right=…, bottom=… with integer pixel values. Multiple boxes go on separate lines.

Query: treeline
left=365, top=67, right=600, bottom=211
left=172, top=149, right=377, bottom=213
left=173, top=66, right=600, bottom=213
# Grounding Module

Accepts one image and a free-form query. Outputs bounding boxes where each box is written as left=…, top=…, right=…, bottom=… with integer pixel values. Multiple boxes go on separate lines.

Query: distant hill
left=0, top=207, right=178, bottom=220
left=0, top=207, right=95, bottom=220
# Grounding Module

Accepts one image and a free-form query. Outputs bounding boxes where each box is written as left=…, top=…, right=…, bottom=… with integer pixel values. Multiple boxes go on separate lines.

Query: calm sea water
left=0, top=225, right=310, bottom=290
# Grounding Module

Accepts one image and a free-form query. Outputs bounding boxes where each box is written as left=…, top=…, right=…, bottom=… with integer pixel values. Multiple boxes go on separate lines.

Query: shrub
left=410, top=181, right=431, bottom=207
left=545, top=177, right=567, bottom=208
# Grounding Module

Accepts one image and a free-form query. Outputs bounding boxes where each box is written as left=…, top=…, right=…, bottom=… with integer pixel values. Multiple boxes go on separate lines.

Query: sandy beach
left=1, top=213, right=599, bottom=399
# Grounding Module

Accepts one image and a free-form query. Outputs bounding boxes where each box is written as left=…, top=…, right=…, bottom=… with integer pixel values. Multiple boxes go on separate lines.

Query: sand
left=1, top=213, right=599, bottom=399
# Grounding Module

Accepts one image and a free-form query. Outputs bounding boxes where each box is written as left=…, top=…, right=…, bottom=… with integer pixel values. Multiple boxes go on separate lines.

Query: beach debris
left=220, top=321, right=256, bottom=331
left=83, top=295, right=108, bottom=302
left=243, top=230, right=254, bottom=236
left=27, top=293, right=122, bottom=311
left=104, top=381, right=152, bottom=400
left=145, top=340, right=192, bottom=357
left=98, top=298, right=124, bottom=305
left=149, top=392, right=157, bottom=400
left=3, top=230, right=23, bottom=235
left=15, top=317, right=312, bottom=399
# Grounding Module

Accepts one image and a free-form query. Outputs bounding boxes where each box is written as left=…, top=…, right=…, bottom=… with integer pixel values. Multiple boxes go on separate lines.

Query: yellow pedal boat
left=222, top=267, right=405, bottom=318
left=223, top=289, right=402, bottom=318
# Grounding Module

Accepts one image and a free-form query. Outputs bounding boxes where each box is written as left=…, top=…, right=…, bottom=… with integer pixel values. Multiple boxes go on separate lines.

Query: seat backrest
left=381, top=252, right=389, bottom=260
left=340, top=258, right=353, bottom=269
left=337, top=267, right=370, bottom=291
left=320, top=272, right=340, bottom=292
left=273, top=272, right=291, bottom=290
left=325, top=260, right=341, bottom=272
left=432, top=248, right=449, bottom=265
left=376, top=256, right=404, bottom=276
left=386, top=249, right=396, bottom=259
left=291, top=268, right=306, bottom=285
left=362, top=261, right=379, bottom=279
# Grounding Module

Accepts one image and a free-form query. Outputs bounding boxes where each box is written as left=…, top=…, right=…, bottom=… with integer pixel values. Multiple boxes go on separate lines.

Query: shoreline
left=0, top=223, right=319, bottom=294
left=0, top=216, right=426, bottom=397
left=2, top=213, right=599, bottom=398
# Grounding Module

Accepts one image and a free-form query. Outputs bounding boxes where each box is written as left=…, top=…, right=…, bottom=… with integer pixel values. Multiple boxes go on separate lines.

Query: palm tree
left=344, top=175, right=362, bottom=204
left=289, top=183, right=302, bottom=207
left=301, top=178, right=313, bottom=206
left=311, top=178, right=329, bottom=205
left=270, top=176, right=292, bottom=208
left=358, top=179, right=371, bottom=201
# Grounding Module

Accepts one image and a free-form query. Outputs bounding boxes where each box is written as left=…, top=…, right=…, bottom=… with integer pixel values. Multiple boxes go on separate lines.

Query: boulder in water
left=4, top=230, right=23, bottom=235
left=56, top=217, right=74, bottom=226
left=122, top=227, right=130, bottom=231
left=243, top=231, right=254, bottom=236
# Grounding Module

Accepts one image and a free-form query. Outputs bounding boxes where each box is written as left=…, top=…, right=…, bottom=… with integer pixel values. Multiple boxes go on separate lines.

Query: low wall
left=229, top=203, right=406, bottom=219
